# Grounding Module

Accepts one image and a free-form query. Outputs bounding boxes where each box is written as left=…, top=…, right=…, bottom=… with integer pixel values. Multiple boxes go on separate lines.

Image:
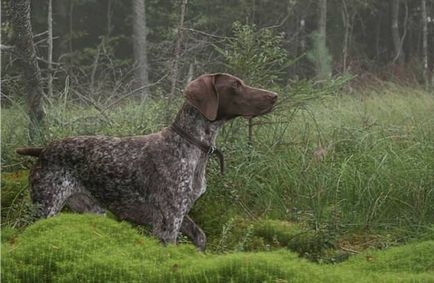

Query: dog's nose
left=269, top=92, right=278, bottom=103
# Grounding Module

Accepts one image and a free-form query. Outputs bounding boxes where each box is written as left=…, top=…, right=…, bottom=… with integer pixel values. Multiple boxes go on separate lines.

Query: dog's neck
left=172, top=102, right=224, bottom=145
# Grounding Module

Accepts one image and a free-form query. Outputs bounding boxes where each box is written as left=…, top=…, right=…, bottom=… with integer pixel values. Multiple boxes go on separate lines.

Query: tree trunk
left=11, top=0, right=45, bottom=142
left=165, top=0, right=188, bottom=123
left=432, top=72, right=434, bottom=90
left=55, top=0, right=68, bottom=58
left=187, top=61, right=194, bottom=83
left=47, top=0, right=53, bottom=97
left=391, top=0, right=405, bottom=64
left=317, top=0, right=329, bottom=79
left=170, top=0, right=188, bottom=97
left=375, top=16, right=381, bottom=59
left=69, top=0, right=74, bottom=54
left=299, top=17, right=306, bottom=53
left=107, top=0, right=113, bottom=37
left=318, top=0, right=327, bottom=47
left=132, top=0, right=150, bottom=96
left=341, top=0, right=349, bottom=73
left=421, top=0, right=429, bottom=90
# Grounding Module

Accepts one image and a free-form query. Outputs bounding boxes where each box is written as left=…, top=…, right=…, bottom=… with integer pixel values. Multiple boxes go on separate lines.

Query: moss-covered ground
left=2, top=214, right=433, bottom=283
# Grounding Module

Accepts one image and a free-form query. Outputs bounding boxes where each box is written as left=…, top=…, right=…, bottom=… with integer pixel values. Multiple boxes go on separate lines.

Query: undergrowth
left=1, top=85, right=434, bottom=275
left=2, top=214, right=433, bottom=282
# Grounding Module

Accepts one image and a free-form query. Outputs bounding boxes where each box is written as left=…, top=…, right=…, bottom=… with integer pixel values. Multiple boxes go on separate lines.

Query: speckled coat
left=22, top=73, right=278, bottom=250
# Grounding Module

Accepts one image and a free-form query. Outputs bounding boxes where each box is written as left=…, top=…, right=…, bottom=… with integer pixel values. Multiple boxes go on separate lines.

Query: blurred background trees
left=1, top=0, right=433, bottom=137
left=3, top=0, right=433, bottom=95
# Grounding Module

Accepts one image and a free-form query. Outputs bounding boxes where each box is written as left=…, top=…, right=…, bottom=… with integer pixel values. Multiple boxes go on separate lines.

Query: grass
left=3, top=85, right=434, bottom=230
left=194, top=85, right=434, bottom=245
left=2, top=213, right=433, bottom=282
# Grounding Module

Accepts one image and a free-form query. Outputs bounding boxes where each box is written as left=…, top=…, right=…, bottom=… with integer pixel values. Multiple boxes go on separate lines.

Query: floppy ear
left=184, top=74, right=219, bottom=121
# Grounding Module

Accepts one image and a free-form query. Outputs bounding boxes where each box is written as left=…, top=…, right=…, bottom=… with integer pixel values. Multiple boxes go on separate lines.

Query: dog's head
left=184, top=73, right=278, bottom=121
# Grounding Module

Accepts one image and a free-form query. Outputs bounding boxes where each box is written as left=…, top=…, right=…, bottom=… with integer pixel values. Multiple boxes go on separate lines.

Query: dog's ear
left=184, top=74, right=218, bottom=121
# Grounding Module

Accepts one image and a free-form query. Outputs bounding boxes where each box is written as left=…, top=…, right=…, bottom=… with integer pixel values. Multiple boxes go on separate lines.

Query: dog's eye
left=232, top=81, right=241, bottom=89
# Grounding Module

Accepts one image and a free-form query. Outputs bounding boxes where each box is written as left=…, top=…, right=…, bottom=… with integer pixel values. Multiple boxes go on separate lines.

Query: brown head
left=184, top=73, right=278, bottom=121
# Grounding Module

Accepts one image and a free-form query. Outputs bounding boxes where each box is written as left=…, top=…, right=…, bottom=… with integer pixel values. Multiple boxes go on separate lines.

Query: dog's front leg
left=180, top=215, right=206, bottom=251
left=151, top=209, right=184, bottom=246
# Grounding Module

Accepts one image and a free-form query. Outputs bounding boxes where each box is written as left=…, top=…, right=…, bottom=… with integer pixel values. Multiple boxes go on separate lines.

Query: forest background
left=1, top=0, right=434, bottom=281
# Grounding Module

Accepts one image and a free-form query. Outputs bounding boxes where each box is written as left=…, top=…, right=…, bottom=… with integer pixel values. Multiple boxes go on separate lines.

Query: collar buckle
left=170, top=123, right=224, bottom=175
left=208, top=146, right=216, bottom=155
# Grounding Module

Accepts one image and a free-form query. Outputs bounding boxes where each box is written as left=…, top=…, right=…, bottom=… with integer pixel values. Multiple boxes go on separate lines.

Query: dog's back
left=26, top=134, right=164, bottom=217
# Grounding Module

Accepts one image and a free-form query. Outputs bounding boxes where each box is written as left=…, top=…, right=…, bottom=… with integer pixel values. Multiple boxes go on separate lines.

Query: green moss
left=1, top=226, right=18, bottom=243
left=204, top=217, right=340, bottom=263
left=2, top=214, right=433, bottom=282
left=342, top=240, right=434, bottom=273
left=253, top=219, right=340, bottom=261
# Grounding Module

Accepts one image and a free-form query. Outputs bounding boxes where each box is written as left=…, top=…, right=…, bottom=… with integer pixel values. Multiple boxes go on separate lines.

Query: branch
left=392, top=0, right=408, bottom=64
left=102, top=73, right=169, bottom=111
left=181, top=27, right=230, bottom=39
left=36, top=56, right=61, bottom=65
left=72, top=89, right=114, bottom=126
left=33, top=30, right=48, bottom=38
left=0, top=44, right=15, bottom=52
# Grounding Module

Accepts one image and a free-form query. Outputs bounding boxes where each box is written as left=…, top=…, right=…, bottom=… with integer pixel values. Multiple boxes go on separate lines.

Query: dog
left=16, top=73, right=277, bottom=250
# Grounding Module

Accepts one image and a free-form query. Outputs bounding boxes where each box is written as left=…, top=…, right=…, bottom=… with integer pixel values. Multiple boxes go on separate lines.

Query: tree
left=132, top=0, right=150, bottom=96
left=47, top=0, right=53, bottom=97
left=169, top=0, right=188, bottom=97
left=391, top=0, right=405, bottom=64
left=310, top=0, right=332, bottom=80
left=10, top=0, right=45, bottom=142
left=341, top=0, right=358, bottom=73
left=421, top=0, right=429, bottom=89
left=318, top=0, right=327, bottom=53
left=216, top=23, right=291, bottom=144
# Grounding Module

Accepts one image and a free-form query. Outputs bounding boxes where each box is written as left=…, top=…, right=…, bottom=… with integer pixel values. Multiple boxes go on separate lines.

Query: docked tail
left=16, top=147, right=44, bottom=157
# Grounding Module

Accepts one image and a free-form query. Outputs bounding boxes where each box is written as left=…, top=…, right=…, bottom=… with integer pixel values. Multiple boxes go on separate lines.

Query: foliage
left=214, top=22, right=293, bottom=87
left=0, top=171, right=35, bottom=228
left=2, top=214, right=434, bottom=282
left=2, top=86, right=433, bottom=241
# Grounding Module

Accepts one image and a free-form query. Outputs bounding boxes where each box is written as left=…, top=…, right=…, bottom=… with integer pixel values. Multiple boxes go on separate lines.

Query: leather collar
left=170, top=123, right=224, bottom=175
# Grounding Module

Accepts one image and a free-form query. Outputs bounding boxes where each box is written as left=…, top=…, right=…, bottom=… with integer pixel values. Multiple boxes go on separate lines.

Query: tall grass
left=193, top=86, right=434, bottom=242
left=2, top=85, right=433, bottom=243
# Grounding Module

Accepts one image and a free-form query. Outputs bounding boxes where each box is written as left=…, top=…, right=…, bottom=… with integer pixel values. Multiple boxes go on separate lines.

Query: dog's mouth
left=242, top=114, right=255, bottom=119
left=242, top=106, right=274, bottom=119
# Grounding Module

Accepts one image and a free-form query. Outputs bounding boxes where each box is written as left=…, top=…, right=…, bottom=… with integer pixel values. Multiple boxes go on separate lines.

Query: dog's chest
left=178, top=149, right=207, bottom=200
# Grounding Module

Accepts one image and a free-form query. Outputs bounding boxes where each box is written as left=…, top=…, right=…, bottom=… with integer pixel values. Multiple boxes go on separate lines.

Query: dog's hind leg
left=66, top=192, right=106, bottom=215
left=30, top=165, right=81, bottom=218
